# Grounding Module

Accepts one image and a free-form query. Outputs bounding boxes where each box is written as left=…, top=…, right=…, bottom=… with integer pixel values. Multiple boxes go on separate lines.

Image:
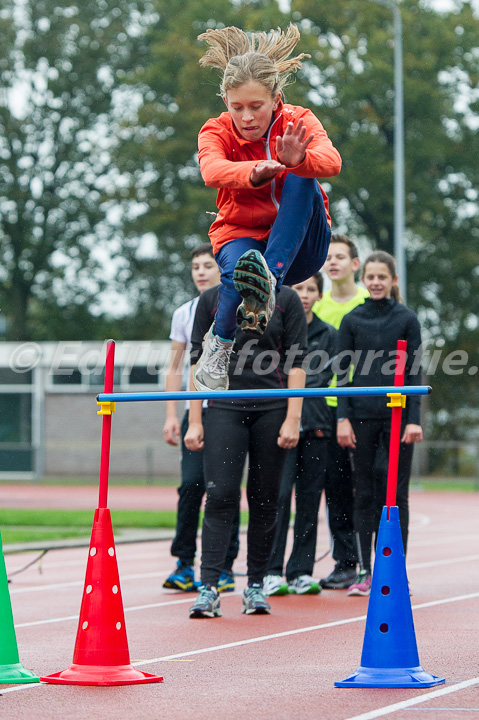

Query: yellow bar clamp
left=386, top=392, right=406, bottom=408
left=97, top=400, right=116, bottom=416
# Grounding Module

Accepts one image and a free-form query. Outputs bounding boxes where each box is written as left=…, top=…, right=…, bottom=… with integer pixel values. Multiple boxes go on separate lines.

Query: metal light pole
left=369, top=0, right=407, bottom=303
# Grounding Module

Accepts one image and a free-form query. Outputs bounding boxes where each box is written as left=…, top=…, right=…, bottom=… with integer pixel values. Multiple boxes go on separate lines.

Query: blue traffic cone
left=335, top=506, right=445, bottom=688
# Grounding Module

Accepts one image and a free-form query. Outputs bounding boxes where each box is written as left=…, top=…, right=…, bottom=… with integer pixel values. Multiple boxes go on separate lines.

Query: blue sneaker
left=163, top=561, right=200, bottom=592
left=218, top=571, right=235, bottom=593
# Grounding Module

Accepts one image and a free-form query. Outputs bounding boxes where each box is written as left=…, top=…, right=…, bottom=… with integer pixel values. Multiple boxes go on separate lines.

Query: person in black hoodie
left=264, top=273, right=337, bottom=596
left=336, top=251, right=423, bottom=596
left=185, top=284, right=307, bottom=618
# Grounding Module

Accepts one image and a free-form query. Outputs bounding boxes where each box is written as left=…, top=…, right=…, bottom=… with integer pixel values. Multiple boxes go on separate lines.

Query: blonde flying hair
left=197, top=23, right=310, bottom=98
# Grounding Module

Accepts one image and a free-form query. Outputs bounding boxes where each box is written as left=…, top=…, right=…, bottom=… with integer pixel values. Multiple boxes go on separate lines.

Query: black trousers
left=170, top=412, right=239, bottom=572
left=201, top=405, right=287, bottom=586
left=350, top=418, right=414, bottom=572
left=268, top=433, right=328, bottom=581
left=324, top=437, right=358, bottom=567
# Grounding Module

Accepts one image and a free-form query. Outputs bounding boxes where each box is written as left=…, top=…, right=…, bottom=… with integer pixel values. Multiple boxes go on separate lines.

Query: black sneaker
left=189, top=585, right=222, bottom=619
left=242, top=583, right=271, bottom=615
left=319, top=565, right=357, bottom=590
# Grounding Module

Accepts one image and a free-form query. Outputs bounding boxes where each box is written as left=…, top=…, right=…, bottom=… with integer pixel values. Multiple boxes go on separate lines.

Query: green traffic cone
left=0, top=533, right=39, bottom=683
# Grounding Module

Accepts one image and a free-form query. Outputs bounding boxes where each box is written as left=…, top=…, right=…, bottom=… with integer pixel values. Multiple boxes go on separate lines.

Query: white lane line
left=10, top=571, right=168, bottom=594
left=132, top=614, right=369, bottom=666
left=129, top=593, right=479, bottom=669
left=412, top=534, right=479, bottom=548
left=14, top=591, right=479, bottom=630
left=408, top=554, right=479, bottom=570
left=7, top=597, right=479, bottom=700
left=9, top=551, right=478, bottom=596
left=6, top=548, right=173, bottom=571
left=14, top=593, right=244, bottom=628
left=0, top=683, right=43, bottom=695
left=409, top=592, right=479, bottom=611
left=409, top=512, right=430, bottom=528
left=343, top=676, right=479, bottom=720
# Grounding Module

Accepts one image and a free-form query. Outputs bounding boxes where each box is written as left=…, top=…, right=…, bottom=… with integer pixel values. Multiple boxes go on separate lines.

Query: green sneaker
left=263, top=574, right=289, bottom=597
left=288, top=575, right=321, bottom=595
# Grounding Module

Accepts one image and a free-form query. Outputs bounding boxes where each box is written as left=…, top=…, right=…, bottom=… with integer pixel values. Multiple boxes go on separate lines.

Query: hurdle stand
left=44, top=339, right=435, bottom=688
left=335, top=340, right=445, bottom=688
left=42, top=340, right=163, bottom=686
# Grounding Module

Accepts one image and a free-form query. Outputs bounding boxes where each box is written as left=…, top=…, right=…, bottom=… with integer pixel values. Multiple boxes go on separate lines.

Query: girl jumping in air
left=193, top=24, right=342, bottom=392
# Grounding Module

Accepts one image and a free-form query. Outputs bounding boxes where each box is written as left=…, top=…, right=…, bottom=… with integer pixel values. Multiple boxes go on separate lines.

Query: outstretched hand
left=276, top=119, right=313, bottom=167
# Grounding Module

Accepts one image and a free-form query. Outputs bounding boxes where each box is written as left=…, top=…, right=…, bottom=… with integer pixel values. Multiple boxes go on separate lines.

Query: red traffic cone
left=41, top=508, right=163, bottom=686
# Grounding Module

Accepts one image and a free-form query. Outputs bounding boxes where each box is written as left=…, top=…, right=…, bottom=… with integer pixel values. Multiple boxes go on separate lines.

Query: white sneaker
left=288, top=575, right=321, bottom=595
left=193, top=326, right=234, bottom=392
left=263, top=574, right=289, bottom=597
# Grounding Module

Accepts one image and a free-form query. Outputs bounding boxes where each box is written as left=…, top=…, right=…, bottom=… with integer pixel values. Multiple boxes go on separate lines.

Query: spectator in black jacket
left=185, top=285, right=307, bottom=618
left=336, top=251, right=423, bottom=597
left=264, top=273, right=337, bottom=597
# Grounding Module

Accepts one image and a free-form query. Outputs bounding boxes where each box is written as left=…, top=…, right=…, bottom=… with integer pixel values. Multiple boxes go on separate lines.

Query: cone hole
left=382, top=547, right=392, bottom=556
left=86, top=584, right=93, bottom=594
left=112, top=585, right=118, bottom=594
left=108, top=547, right=115, bottom=557
left=90, top=547, right=97, bottom=556
left=116, top=622, right=122, bottom=630
left=379, top=623, right=389, bottom=633
left=381, top=586, right=390, bottom=595
left=82, top=621, right=89, bottom=630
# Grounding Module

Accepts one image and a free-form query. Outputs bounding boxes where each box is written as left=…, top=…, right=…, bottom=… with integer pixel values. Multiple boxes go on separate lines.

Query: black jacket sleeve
left=280, top=289, right=308, bottom=369
left=335, top=313, right=354, bottom=419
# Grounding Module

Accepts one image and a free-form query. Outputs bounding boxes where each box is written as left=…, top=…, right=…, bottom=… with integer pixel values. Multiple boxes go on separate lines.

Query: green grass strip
left=1, top=528, right=91, bottom=544
left=0, top=508, right=177, bottom=529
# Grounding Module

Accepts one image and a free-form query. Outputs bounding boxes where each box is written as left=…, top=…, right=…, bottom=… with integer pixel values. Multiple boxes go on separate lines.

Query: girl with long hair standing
left=336, top=251, right=423, bottom=596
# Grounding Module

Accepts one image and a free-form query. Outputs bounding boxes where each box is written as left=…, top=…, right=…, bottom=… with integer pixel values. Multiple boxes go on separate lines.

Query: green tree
left=112, top=0, right=288, bottom=338
left=0, top=0, right=155, bottom=340
left=287, top=0, right=479, bottom=437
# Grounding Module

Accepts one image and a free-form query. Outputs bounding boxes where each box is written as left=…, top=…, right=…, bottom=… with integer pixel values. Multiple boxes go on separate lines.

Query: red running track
left=2, top=490, right=479, bottom=720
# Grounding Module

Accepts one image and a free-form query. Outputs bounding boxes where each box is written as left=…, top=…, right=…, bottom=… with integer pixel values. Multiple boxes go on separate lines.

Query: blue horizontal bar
left=97, top=385, right=431, bottom=403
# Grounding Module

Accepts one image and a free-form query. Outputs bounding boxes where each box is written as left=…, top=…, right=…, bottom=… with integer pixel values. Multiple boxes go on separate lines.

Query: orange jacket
left=198, top=101, right=342, bottom=254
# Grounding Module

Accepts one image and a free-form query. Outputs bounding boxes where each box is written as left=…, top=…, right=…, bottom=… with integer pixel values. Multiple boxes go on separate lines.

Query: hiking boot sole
left=234, top=251, right=273, bottom=334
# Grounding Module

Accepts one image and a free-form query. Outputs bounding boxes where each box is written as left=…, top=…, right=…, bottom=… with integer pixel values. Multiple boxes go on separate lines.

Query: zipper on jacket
left=264, top=113, right=282, bottom=211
